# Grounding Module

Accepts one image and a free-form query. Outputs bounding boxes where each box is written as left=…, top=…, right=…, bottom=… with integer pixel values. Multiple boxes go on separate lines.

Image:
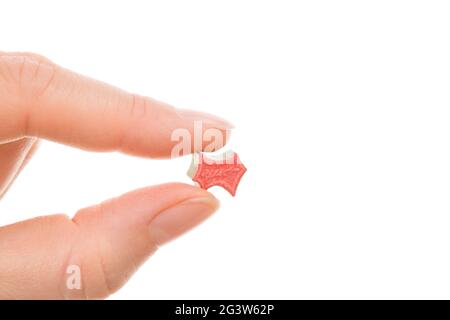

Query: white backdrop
left=1, top=0, right=450, bottom=299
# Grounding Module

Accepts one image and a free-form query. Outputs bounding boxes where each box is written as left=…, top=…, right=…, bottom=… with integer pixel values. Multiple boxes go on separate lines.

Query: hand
left=0, top=52, right=232, bottom=299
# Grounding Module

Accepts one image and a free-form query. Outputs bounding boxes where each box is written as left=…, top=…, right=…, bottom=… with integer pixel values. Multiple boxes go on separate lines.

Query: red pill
left=188, top=151, right=247, bottom=196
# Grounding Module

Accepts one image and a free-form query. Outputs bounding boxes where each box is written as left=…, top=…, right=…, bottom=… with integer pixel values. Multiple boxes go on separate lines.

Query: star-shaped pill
left=187, top=151, right=247, bottom=196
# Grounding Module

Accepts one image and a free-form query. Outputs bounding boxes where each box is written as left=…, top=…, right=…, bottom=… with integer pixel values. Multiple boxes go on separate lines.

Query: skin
left=0, top=51, right=233, bottom=299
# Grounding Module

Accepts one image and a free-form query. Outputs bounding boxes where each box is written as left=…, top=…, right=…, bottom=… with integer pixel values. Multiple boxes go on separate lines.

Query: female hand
left=0, top=52, right=232, bottom=299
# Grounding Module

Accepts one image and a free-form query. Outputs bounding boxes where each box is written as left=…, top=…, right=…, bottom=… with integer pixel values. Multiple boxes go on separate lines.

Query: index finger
left=0, top=52, right=232, bottom=158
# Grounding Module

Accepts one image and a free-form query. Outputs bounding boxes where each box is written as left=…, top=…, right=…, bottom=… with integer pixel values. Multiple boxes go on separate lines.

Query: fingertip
left=148, top=193, right=220, bottom=246
left=177, top=109, right=235, bottom=129
left=69, top=183, right=220, bottom=298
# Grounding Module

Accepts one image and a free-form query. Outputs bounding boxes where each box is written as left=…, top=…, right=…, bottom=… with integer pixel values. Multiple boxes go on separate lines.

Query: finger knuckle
left=0, top=52, right=57, bottom=99
left=127, top=93, right=151, bottom=119
left=69, top=205, right=113, bottom=299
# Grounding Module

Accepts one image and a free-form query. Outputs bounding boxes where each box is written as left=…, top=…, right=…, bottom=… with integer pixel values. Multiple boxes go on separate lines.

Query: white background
left=1, top=0, right=450, bottom=299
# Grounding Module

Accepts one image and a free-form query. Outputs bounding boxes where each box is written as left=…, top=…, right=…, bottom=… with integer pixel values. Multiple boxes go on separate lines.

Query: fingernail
left=177, top=109, right=235, bottom=129
left=149, top=196, right=219, bottom=245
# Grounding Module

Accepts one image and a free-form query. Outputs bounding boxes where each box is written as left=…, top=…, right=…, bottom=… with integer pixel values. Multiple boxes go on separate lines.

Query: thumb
left=0, top=183, right=218, bottom=299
